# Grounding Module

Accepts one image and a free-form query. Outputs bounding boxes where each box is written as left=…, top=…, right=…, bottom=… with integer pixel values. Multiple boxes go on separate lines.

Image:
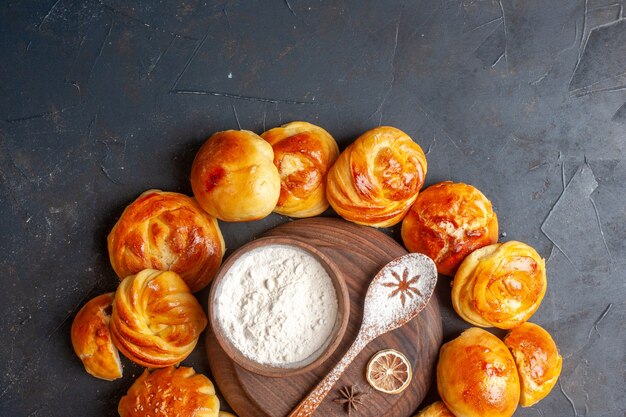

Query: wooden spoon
left=287, top=253, right=438, bottom=417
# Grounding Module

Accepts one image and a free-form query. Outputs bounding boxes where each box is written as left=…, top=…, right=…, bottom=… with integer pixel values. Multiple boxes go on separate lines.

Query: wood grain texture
left=206, top=217, right=443, bottom=417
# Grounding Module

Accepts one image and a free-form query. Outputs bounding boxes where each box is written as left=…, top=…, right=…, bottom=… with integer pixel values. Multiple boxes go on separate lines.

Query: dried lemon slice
left=366, top=349, right=412, bottom=394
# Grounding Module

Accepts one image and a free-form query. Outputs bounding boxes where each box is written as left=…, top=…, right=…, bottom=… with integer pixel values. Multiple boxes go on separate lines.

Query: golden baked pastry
left=401, top=181, right=498, bottom=276
left=118, top=366, right=219, bottom=417
left=326, top=126, right=427, bottom=227
left=261, top=121, right=339, bottom=217
left=190, top=130, right=280, bottom=222
left=452, top=241, right=547, bottom=329
left=107, top=189, right=225, bottom=293
left=70, top=292, right=122, bottom=380
left=414, top=401, right=455, bottom=417
left=438, top=327, right=520, bottom=417
left=504, top=322, right=562, bottom=407
left=218, top=413, right=237, bottom=417
left=110, top=269, right=207, bottom=368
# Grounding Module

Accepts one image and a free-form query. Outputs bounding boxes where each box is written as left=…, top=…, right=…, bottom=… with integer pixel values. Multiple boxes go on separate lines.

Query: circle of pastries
left=70, top=292, right=122, bottom=381
left=108, top=189, right=225, bottom=292
left=261, top=121, right=339, bottom=218
left=452, top=241, right=547, bottom=329
left=118, top=366, right=220, bottom=417
left=401, top=181, right=498, bottom=276
left=110, top=269, right=207, bottom=368
left=437, top=327, right=520, bottom=417
left=326, top=126, right=427, bottom=228
left=504, top=322, right=562, bottom=407
left=190, top=130, right=280, bottom=222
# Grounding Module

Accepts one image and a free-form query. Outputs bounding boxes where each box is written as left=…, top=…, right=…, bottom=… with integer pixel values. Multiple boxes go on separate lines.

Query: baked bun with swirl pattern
left=437, top=327, right=520, bottom=417
left=452, top=241, right=547, bottom=329
left=504, top=322, right=562, bottom=407
left=326, top=126, right=427, bottom=227
left=190, top=130, right=280, bottom=222
left=118, top=366, right=219, bottom=417
left=414, top=401, right=455, bottom=417
left=261, top=121, right=339, bottom=217
left=70, top=292, right=122, bottom=381
left=110, top=269, right=207, bottom=368
left=108, top=190, right=225, bottom=293
left=401, top=181, right=498, bottom=276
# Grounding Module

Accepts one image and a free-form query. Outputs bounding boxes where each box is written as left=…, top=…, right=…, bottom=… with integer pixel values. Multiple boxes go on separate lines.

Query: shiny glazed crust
left=107, top=190, right=225, bottom=292
left=110, top=269, right=207, bottom=368
left=70, top=292, right=122, bottom=380
left=452, top=241, right=547, bottom=329
left=504, top=322, right=562, bottom=407
left=414, top=401, right=456, bottom=417
left=401, top=181, right=498, bottom=276
left=437, top=327, right=520, bottom=417
left=118, top=366, right=220, bottom=417
left=261, top=121, right=339, bottom=217
left=326, top=126, right=427, bottom=227
left=190, top=130, right=280, bottom=222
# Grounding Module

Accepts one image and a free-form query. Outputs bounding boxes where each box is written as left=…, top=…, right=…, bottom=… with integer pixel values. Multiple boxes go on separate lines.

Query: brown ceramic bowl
left=208, top=236, right=350, bottom=378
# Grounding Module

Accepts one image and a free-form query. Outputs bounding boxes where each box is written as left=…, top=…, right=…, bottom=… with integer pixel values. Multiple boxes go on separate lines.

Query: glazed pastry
left=452, top=241, right=547, bottom=329
left=70, top=293, right=122, bottom=381
left=107, top=189, right=225, bottom=293
left=190, top=130, right=280, bottom=222
left=326, top=126, right=427, bottom=227
left=414, top=401, right=455, bottom=417
left=438, top=327, right=520, bottom=417
left=118, top=366, right=219, bottom=417
left=504, top=322, right=562, bottom=407
left=218, top=413, right=237, bottom=417
left=261, top=121, right=339, bottom=217
left=110, top=269, right=207, bottom=368
left=401, top=181, right=498, bottom=276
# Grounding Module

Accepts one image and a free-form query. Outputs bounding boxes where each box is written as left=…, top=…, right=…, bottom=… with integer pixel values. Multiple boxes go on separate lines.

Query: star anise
left=382, top=269, right=422, bottom=307
left=333, top=385, right=365, bottom=417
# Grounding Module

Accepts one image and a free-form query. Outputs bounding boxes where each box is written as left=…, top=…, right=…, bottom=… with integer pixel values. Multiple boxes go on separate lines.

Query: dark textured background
left=1, top=0, right=625, bottom=416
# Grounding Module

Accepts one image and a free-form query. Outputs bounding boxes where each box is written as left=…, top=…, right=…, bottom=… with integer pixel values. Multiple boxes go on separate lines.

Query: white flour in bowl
left=215, top=244, right=339, bottom=367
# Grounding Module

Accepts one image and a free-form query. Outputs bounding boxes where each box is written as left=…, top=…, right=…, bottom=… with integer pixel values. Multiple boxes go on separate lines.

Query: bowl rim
left=208, top=235, right=351, bottom=378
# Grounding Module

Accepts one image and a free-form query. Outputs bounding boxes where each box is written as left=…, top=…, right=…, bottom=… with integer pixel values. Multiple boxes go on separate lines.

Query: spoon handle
left=287, top=332, right=372, bottom=417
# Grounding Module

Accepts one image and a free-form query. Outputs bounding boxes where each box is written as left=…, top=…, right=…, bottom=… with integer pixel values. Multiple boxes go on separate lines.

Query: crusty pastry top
left=118, top=366, right=219, bottom=417
left=261, top=121, right=339, bottom=217
left=401, top=181, right=498, bottom=276
left=504, top=322, right=562, bottom=407
left=190, top=130, right=280, bottom=222
left=437, top=327, right=520, bottom=417
left=326, top=126, right=427, bottom=227
left=452, top=241, right=547, bottom=329
left=110, top=269, right=207, bottom=368
left=414, top=401, right=455, bottom=417
left=70, top=292, right=122, bottom=381
left=108, top=189, right=225, bottom=292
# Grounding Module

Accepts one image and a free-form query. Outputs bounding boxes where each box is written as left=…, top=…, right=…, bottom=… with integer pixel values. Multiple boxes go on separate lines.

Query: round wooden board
left=207, top=217, right=443, bottom=417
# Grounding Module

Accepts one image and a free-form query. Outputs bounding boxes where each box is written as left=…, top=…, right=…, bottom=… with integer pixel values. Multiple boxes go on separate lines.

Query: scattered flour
left=216, top=244, right=338, bottom=367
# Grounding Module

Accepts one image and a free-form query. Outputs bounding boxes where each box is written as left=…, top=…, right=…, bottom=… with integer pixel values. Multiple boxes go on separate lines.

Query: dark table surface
left=1, top=1, right=625, bottom=416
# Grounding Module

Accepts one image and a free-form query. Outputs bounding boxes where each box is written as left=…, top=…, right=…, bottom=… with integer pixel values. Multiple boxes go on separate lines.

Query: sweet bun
left=504, top=322, right=562, bottom=407
left=452, top=241, right=547, bottom=329
left=414, top=401, right=455, bottom=417
left=438, top=327, right=520, bottom=417
left=118, top=366, right=219, bottom=417
left=219, top=413, right=237, bottom=417
left=108, top=190, right=225, bottom=292
left=70, top=293, right=122, bottom=381
left=110, top=269, right=207, bottom=368
left=326, top=126, right=427, bottom=227
left=190, top=130, right=280, bottom=222
left=401, top=181, right=498, bottom=276
left=261, top=121, right=339, bottom=217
